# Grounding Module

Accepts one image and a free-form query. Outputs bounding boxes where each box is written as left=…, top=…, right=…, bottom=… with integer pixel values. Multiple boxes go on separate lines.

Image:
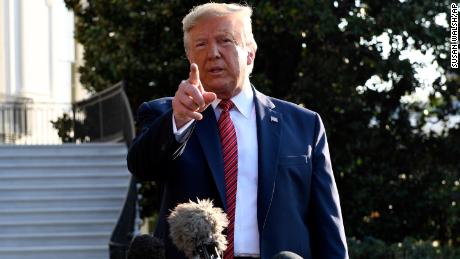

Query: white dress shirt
left=172, top=85, right=260, bottom=257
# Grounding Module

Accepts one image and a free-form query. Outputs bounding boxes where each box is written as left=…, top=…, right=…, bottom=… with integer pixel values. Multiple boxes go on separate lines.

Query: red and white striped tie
left=218, top=99, right=238, bottom=259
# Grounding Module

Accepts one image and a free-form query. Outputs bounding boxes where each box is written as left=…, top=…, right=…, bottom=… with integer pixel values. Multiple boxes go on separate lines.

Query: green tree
left=65, top=0, right=459, bottom=245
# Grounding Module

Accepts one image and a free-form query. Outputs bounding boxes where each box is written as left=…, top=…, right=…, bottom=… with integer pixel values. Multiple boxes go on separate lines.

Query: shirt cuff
left=172, top=115, right=195, bottom=143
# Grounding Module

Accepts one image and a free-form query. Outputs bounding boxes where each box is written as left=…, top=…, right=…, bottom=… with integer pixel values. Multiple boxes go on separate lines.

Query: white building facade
left=0, top=0, right=87, bottom=144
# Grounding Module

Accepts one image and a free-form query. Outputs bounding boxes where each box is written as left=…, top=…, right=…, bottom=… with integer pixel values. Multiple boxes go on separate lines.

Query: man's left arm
left=309, top=113, right=349, bottom=259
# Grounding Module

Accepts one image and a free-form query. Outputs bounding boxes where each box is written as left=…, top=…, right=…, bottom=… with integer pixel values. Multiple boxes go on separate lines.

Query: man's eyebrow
left=215, top=32, right=236, bottom=40
left=216, top=31, right=234, bottom=36
left=193, top=37, right=207, bottom=42
left=192, top=32, right=235, bottom=41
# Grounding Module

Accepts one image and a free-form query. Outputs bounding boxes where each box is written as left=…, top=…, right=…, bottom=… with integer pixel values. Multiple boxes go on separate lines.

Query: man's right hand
left=172, top=63, right=216, bottom=129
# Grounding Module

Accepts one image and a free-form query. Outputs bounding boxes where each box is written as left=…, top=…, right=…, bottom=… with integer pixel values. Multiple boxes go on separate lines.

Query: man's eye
left=195, top=42, right=206, bottom=48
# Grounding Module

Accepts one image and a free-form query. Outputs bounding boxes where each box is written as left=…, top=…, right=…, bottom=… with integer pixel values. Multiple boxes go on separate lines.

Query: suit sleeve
left=126, top=100, right=194, bottom=181
left=309, top=113, right=349, bottom=259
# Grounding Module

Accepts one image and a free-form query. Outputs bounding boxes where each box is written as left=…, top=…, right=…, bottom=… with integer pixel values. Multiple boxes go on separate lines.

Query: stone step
left=0, top=183, right=128, bottom=198
left=0, top=173, right=129, bottom=186
left=0, top=206, right=121, bottom=221
left=0, top=219, right=116, bottom=234
left=0, top=195, right=126, bottom=209
left=0, top=159, right=126, bottom=167
left=0, top=143, right=127, bottom=156
left=0, top=232, right=111, bottom=247
left=0, top=171, right=127, bottom=178
left=0, top=155, right=126, bottom=165
left=0, top=184, right=128, bottom=198
left=0, top=245, right=108, bottom=259
left=0, top=182, right=129, bottom=191
left=0, top=164, right=129, bottom=176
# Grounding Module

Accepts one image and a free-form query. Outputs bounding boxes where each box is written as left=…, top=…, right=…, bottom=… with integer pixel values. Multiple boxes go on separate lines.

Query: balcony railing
left=0, top=101, right=72, bottom=145
left=72, top=82, right=135, bottom=144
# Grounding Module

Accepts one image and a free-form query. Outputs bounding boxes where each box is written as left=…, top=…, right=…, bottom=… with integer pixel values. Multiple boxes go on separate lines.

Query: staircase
left=0, top=143, right=131, bottom=259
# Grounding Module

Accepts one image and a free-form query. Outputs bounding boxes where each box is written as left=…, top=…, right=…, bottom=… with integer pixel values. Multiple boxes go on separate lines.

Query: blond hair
left=182, top=3, right=258, bottom=54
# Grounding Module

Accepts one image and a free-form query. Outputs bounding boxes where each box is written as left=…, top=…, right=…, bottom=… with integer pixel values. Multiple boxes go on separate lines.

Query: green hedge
left=349, top=237, right=460, bottom=259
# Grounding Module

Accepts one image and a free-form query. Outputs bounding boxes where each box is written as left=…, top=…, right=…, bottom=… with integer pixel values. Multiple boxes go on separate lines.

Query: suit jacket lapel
left=254, top=88, right=282, bottom=232
left=195, top=106, right=227, bottom=210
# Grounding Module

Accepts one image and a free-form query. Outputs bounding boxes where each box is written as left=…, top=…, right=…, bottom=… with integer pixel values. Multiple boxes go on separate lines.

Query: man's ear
left=247, top=48, right=255, bottom=66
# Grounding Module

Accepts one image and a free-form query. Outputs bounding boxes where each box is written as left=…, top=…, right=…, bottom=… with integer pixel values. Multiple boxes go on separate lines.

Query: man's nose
left=206, top=42, right=221, bottom=59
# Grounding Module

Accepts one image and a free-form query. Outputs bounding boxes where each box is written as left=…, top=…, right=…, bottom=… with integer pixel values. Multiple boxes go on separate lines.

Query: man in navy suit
left=127, top=3, right=348, bottom=259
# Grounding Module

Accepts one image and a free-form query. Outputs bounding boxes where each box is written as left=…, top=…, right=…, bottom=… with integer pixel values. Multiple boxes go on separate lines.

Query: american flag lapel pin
left=270, top=116, right=278, bottom=123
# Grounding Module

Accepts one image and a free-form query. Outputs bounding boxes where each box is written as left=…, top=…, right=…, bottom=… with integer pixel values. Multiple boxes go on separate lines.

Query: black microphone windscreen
left=126, top=234, right=165, bottom=259
left=167, top=199, right=228, bottom=259
left=272, top=251, right=304, bottom=259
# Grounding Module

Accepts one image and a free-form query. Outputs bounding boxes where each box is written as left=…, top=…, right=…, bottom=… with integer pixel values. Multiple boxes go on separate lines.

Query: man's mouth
left=208, top=67, right=224, bottom=75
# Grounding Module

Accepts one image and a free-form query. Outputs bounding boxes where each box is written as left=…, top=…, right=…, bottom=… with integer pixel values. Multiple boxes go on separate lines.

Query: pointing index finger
left=189, top=63, right=200, bottom=86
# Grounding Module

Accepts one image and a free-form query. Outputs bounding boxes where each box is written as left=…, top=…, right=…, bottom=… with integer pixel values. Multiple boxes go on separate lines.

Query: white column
left=20, top=0, right=51, bottom=100
left=4, top=0, right=22, bottom=98
left=0, top=0, right=5, bottom=97
left=46, top=0, right=54, bottom=100
left=2, top=0, right=75, bottom=103
left=51, top=0, right=74, bottom=103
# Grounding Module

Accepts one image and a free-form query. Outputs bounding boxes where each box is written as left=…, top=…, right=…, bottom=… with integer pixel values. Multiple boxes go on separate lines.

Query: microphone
left=167, top=199, right=228, bottom=259
left=272, top=251, right=303, bottom=259
left=126, top=234, right=165, bottom=259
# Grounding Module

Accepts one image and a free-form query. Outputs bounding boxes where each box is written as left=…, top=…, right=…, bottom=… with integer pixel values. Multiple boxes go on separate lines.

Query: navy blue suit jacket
left=127, top=87, right=348, bottom=259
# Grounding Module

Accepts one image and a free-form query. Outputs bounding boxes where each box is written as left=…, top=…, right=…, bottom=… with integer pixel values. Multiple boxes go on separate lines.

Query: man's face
left=186, top=15, right=254, bottom=99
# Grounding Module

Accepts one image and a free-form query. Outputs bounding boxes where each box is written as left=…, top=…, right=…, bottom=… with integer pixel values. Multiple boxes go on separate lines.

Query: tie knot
left=219, top=100, right=234, bottom=112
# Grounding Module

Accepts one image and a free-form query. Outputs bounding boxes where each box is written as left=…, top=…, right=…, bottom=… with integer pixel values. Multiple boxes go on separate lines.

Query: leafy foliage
left=51, top=113, right=86, bottom=143
left=348, top=236, right=460, bottom=259
left=64, top=0, right=460, bottom=245
left=51, top=113, right=74, bottom=143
